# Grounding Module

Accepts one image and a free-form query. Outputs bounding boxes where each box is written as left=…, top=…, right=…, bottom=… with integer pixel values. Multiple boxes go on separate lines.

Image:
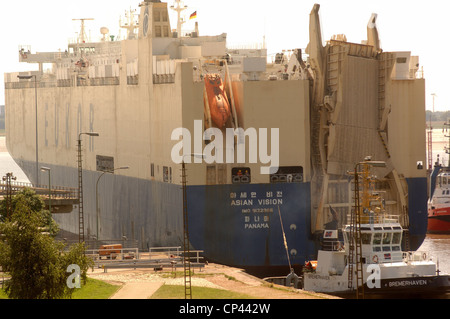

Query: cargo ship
left=4, top=0, right=428, bottom=273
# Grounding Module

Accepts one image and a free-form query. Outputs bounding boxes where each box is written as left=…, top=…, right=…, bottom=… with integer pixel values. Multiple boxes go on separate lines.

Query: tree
left=0, top=190, right=93, bottom=299
left=0, top=188, right=59, bottom=236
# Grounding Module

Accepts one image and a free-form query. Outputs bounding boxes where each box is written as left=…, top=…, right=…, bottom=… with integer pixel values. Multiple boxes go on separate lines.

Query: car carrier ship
left=4, top=0, right=427, bottom=273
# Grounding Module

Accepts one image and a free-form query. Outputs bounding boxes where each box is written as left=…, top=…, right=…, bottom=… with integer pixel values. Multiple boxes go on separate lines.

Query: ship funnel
left=367, top=13, right=381, bottom=52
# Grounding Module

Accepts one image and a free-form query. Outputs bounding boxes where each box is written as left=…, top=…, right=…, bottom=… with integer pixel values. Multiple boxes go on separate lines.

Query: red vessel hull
left=428, top=207, right=450, bottom=233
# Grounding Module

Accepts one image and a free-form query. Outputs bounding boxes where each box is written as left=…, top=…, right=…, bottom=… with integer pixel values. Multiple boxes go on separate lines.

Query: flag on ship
left=190, top=11, right=197, bottom=20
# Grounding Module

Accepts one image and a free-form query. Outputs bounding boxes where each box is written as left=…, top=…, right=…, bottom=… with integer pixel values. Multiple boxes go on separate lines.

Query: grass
left=0, top=278, right=120, bottom=299
left=70, top=278, right=120, bottom=299
left=150, top=284, right=255, bottom=299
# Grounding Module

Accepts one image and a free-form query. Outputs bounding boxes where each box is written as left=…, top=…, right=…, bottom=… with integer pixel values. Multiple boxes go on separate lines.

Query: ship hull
left=14, top=158, right=428, bottom=270
left=15, top=157, right=319, bottom=269
left=406, top=177, right=428, bottom=249
left=322, top=275, right=450, bottom=299
left=187, top=182, right=317, bottom=269
left=428, top=207, right=450, bottom=234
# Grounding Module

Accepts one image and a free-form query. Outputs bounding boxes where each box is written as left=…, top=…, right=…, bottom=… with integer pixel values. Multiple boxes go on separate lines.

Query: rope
left=277, top=205, right=292, bottom=271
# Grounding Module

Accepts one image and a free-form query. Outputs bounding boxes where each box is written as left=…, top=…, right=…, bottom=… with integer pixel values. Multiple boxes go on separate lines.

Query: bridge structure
left=0, top=176, right=78, bottom=214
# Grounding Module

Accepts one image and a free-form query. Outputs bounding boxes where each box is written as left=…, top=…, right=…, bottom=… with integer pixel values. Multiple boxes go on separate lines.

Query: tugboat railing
left=346, top=213, right=400, bottom=225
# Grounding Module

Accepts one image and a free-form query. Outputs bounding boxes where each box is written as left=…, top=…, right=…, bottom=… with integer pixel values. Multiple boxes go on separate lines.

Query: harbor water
left=1, top=137, right=449, bottom=277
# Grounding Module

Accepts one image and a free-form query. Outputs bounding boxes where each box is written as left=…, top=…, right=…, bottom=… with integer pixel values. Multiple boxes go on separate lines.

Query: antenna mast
left=170, top=0, right=188, bottom=38
left=73, top=18, right=94, bottom=43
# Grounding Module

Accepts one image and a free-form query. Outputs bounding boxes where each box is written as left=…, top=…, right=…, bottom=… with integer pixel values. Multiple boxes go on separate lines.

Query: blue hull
left=406, top=177, right=428, bottom=250
left=187, top=182, right=318, bottom=268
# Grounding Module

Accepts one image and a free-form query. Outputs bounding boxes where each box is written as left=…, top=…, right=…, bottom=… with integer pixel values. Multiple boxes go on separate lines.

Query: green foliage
left=0, top=188, right=59, bottom=236
left=0, top=190, right=92, bottom=299
left=0, top=278, right=120, bottom=299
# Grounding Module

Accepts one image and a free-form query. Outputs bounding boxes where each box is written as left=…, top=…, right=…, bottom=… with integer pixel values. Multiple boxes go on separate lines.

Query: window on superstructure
left=444, top=177, right=448, bottom=185
left=163, top=166, right=169, bottom=183
left=232, top=167, right=251, bottom=184
left=162, top=11, right=168, bottom=22
left=163, top=26, right=169, bottom=38
left=361, top=233, right=372, bottom=245
left=270, top=166, right=303, bottom=183
left=392, top=232, right=401, bottom=245
left=154, top=11, right=161, bottom=22
left=151, top=163, right=155, bottom=177
left=155, top=26, right=162, bottom=37
left=392, top=233, right=401, bottom=251
left=373, top=233, right=382, bottom=245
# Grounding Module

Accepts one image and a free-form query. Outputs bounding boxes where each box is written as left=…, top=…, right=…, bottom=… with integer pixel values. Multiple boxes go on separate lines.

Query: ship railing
left=322, top=238, right=344, bottom=251
left=345, top=213, right=400, bottom=225
left=402, top=251, right=433, bottom=263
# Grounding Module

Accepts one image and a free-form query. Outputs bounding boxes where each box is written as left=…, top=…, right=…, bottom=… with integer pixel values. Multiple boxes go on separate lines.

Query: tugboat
left=303, top=158, right=450, bottom=298
left=428, top=162, right=450, bottom=233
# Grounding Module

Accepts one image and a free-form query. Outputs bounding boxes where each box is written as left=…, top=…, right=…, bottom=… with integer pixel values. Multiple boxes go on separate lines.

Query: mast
left=120, top=8, right=139, bottom=40
left=73, top=18, right=94, bottom=43
left=170, top=0, right=188, bottom=37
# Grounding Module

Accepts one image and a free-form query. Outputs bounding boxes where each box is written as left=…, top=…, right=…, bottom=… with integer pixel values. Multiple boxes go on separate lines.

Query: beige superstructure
left=306, top=5, right=426, bottom=233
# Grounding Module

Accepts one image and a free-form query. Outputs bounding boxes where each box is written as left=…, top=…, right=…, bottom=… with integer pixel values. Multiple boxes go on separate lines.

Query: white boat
left=303, top=159, right=450, bottom=298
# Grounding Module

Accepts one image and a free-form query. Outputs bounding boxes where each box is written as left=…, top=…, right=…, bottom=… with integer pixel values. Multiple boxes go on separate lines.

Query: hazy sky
left=0, top=0, right=446, bottom=111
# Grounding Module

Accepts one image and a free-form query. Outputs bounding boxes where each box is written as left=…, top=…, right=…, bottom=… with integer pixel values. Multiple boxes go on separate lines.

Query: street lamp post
left=40, top=167, right=51, bottom=213
left=17, top=74, right=39, bottom=185
left=96, top=166, right=129, bottom=240
left=2, top=172, right=17, bottom=219
left=77, top=132, right=99, bottom=243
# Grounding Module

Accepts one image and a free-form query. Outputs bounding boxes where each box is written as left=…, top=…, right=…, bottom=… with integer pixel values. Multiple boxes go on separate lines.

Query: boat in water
left=303, top=160, right=450, bottom=298
left=428, top=163, right=450, bottom=233
left=4, top=1, right=428, bottom=273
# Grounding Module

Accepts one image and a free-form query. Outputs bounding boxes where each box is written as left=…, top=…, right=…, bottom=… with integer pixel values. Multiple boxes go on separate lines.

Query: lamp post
left=77, top=132, right=99, bottom=243
left=350, top=157, right=386, bottom=300
left=40, top=167, right=51, bottom=213
left=2, top=172, right=17, bottom=219
left=96, top=166, right=129, bottom=240
left=17, top=74, right=39, bottom=185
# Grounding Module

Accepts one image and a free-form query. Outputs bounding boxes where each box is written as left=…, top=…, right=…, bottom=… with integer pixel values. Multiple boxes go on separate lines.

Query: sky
left=0, top=0, right=447, bottom=111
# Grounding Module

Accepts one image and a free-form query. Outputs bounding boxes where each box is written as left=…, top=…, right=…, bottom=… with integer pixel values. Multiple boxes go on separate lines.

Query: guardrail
left=88, top=246, right=205, bottom=273
left=0, top=180, right=78, bottom=201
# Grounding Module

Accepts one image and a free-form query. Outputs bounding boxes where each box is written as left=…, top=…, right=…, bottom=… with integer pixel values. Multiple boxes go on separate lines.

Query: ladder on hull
left=181, top=161, right=192, bottom=299
left=348, top=164, right=365, bottom=299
